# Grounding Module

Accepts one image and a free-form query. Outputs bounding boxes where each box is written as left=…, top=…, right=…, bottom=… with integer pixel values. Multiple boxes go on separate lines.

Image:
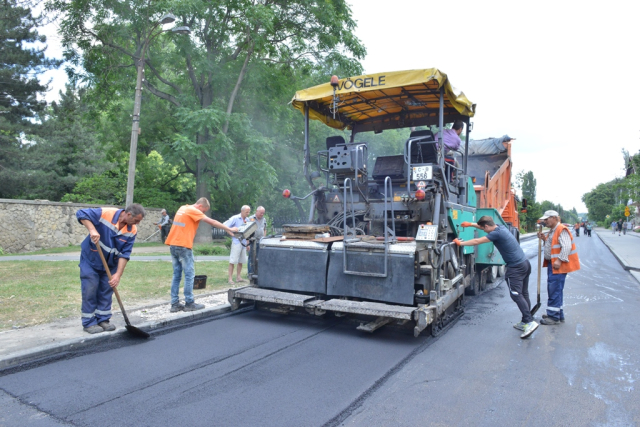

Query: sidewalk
left=0, top=290, right=233, bottom=370
left=595, top=227, right=640, bottom=283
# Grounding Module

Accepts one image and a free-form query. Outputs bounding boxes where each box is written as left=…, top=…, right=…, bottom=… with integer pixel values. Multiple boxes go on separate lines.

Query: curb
left=596, top=232, right=640, bottom=273
left=0, top=303, right=232, bottom=371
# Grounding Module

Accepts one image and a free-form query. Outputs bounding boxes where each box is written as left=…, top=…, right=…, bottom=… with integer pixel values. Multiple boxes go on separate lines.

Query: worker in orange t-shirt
left=165, top=197, right=237, bottom=313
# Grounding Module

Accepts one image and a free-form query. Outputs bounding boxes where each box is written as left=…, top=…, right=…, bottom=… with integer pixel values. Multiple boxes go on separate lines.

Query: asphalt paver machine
left=229, top=69, right=506, bottom=336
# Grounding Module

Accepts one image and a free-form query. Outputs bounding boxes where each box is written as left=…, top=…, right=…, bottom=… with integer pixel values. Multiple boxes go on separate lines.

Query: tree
left=582, top=181, right=617, bottom=223
left=62, top=150, right=196, bottom=213
left=0, top=0, right=60, bottom=194
left=52, top=0, right=365, bottom=229
left=516, top=170, right=536, bottom=204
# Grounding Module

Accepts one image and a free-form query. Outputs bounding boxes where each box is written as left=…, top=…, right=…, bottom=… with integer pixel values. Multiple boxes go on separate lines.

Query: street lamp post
left=125, top=14, right=190, bottom=207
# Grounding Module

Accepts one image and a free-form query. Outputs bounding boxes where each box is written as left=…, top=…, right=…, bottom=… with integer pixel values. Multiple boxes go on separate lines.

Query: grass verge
left=0, top=260, right=235, bottom=331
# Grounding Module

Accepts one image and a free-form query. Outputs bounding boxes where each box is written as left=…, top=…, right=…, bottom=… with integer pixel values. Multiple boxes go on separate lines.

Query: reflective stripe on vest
left=99, top=241, right=121, bottom=257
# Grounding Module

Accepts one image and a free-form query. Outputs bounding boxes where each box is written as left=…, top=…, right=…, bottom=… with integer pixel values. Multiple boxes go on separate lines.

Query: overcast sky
left=39, top=0, right=639, bottom=212
left=348, top=0, right=640, bottom=212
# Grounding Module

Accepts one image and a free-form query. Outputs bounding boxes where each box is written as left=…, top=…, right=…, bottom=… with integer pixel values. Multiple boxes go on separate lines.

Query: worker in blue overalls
left=76, top=204, right=146, bottom=334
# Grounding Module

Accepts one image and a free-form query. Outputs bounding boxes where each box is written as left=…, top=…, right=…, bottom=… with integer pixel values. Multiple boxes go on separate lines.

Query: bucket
left=194, top=275, right=207, bottom=289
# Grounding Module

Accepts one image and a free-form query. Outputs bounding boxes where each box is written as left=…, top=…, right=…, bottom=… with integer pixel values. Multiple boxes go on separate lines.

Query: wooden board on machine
left=282, top=224, right=330, bottom=240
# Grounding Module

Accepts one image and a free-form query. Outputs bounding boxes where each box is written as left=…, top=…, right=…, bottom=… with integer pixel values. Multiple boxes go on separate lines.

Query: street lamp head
left=171, top=26, right=191, bottom=35
left=159, top=13, right=176, bottom=24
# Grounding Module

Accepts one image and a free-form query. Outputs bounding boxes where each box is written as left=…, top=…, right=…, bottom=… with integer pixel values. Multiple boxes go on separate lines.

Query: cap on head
left=539, top=210, right=559, bottom=220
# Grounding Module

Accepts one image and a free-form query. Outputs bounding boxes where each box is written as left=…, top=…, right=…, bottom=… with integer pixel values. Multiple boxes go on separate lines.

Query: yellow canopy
left=291, top=68, right=475, bottom=132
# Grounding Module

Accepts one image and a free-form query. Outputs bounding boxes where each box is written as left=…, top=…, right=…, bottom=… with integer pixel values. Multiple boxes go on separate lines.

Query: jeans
left=505, top=260, right=533, bottom=323
left=546, top=267, right=566, bottom=320
left=170, top=246, right=195, bottom=305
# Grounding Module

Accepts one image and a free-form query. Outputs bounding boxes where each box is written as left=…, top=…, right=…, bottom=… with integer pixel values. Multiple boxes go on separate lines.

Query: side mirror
left=520, top=198, right=527, bottom=213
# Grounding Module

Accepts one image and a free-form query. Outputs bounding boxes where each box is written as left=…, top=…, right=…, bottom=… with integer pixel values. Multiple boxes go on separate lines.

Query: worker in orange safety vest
left=537, top=210, right=580, bottom=325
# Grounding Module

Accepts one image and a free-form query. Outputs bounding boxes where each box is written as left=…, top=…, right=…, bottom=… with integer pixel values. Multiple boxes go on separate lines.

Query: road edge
left=0, top=303, right=232, bottom=371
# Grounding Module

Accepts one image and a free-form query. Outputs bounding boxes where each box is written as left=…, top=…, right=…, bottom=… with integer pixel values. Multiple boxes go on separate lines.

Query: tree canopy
left=0, top=0, right=61, bottom=196
left=50, top=0, right=365, bottom=218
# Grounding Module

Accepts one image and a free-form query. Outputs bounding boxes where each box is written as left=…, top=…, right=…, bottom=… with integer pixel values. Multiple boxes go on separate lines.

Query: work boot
left=184, top=302, right=205, bottom=312
left=170, top=303, right=184, bottom=313
left=83, top=325, right=104, bottom=334
left=513, top=322, right=526, bottom=331
left=542, top=314, right=564, bottom=323
left=540, top=316, right=561, bottom=325
left=98, top=321, right=116, bottom=331
left=520, top=321, right=539, bottom=339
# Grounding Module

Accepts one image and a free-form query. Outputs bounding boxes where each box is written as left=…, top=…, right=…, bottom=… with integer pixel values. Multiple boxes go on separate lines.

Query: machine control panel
left=415, top=224, right=438, bottom=242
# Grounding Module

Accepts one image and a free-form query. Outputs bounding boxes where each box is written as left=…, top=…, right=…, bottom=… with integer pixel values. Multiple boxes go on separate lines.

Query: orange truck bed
left=467, top=142, right=520, bottom=229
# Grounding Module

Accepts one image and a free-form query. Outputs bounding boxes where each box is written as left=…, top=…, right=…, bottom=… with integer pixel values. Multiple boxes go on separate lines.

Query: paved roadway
left=1, top=232, right=639, bottom=426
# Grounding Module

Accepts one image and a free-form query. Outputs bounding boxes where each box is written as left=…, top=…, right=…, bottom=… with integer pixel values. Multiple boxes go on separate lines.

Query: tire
left=478, top=269, right=488, bottom=292
left=497, top=265, right=506, bottom=277
left=464, top=273, right=479, bottom=296
left=486, top=265, right=498, bottom=283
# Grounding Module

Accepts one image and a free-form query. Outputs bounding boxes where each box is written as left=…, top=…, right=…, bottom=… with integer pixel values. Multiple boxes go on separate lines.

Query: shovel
left=530, top=224, right=543, bottom=316
left=95, top=243, right=150, bottom=338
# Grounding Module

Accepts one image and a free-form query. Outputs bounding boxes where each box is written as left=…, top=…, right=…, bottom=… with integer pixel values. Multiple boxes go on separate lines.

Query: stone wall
left=0, top=199, right=164, bottom=254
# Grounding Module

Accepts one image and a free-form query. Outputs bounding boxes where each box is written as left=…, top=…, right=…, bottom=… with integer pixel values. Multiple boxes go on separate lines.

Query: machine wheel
left=486, top=265, right=498, bottom=283
left=497, top=265, right=506, bottom=277
left=464, top=273, right=479, bottom=296
left=478, top=270, right=488, bottom=292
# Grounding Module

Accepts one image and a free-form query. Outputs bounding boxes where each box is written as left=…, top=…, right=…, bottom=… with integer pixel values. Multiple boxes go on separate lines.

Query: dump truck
left=229, top=68, right=512, bottom=336
left=466, top=135, right=520, bottom=286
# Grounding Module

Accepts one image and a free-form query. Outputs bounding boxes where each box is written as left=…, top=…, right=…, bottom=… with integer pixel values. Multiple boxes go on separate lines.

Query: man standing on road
left=225, top=205, right=251, bottom=284
left=455, top=216, right=539, bottom=339
left=618, top=219, right=624, bottom=236
left=611, top=220, right=617, bottom=234
left=247, top=206, right=266, bottom=277
left=165, top=198, right=237, bottom=313
left=76, top=204, right=146, bottom=334
left=537, top=210, right=580, bottom=325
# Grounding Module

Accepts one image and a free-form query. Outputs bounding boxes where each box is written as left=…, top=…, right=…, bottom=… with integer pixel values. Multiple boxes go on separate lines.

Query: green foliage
left=0, top=246, right=4, bottom=256
left=0, top=0, right=62, bottom=197
left=582, top=181, right=617, bottom=222
left=224, top=237, right=232, bottom=250
left=610, top=204, right=635, bottom=223
left=516, top=170, right=537, bottom=203
left=50, top=0, right=366, bottom=218
left=519, top=200, right=543, bottom=232
left=193, top=245, right=230, bottom=256
left=62, top=150, right=195, bottom=211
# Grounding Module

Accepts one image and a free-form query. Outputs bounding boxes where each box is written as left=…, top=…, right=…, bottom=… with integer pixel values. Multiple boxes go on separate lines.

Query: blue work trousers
left=546, top=267, right=566, bottom=321
left=170, top=246, right=195, bottom=305
left=80, top=258, right=115, bottom=327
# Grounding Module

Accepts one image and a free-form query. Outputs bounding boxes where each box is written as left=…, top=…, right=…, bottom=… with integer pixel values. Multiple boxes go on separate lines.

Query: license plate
left=412, top=166, right=432, bottom=181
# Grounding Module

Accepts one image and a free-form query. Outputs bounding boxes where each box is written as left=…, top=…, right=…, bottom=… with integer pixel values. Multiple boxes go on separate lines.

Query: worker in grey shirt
left=455, top=215, right=538, bottom=339
left=247, top=206, right=266, bottom=276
